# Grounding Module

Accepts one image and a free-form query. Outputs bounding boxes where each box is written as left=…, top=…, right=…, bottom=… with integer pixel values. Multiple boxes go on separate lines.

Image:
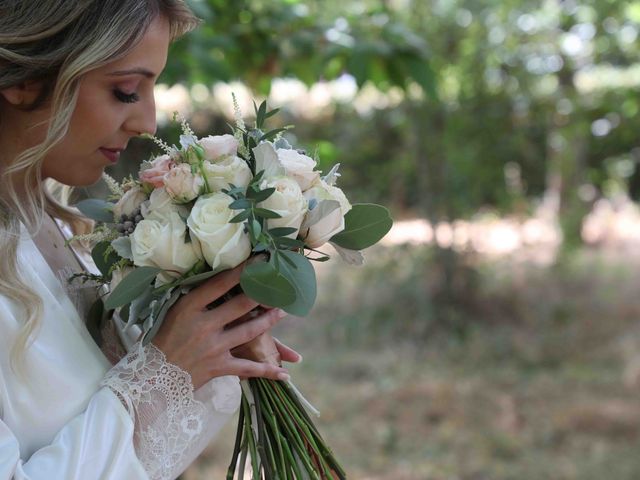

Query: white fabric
left=0, top=224, right=241, bottom=479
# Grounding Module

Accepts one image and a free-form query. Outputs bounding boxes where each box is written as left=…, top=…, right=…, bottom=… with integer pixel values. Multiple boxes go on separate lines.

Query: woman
left=0, top=1, right=299, bottom=479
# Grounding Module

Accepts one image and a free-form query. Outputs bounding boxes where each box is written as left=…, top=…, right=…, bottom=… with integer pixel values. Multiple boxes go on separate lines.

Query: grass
left=183, top=245, right=640, bottom=480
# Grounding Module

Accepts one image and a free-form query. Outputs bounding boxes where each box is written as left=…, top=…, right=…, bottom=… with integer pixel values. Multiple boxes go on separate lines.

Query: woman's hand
left=151, top=263, right=291, bottom=390
left=273, top=337, right=302, bottom=364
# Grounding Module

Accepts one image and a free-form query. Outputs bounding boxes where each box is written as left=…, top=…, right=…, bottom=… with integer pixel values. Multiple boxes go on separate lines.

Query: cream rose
left=301, top=179, right=352, bottom=248
left=277, top=149, right=320, bottom=192
left=113, top=185, right=147, bottom=220
left=202, top=156, right=252, bottom=192
left=163, top=163, right=205, bottom=203
left=140, top=187, right=189, bottom=222
left=258, top=176, right=308, bottom=238
left=130, top=212, right=203, bottom=280
left=199, top=134, right=239, bottom=161
left=139, top=154, right=174, bottom=188
left=187, top=192, right=251, bottom=272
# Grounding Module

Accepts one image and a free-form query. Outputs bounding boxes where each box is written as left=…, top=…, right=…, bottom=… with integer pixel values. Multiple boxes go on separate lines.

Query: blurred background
left=102, top=0, right=640, bottom=478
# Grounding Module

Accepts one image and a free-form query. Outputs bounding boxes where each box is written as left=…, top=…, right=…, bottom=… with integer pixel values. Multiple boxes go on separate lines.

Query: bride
left=0, top=1, right=300, bottom=479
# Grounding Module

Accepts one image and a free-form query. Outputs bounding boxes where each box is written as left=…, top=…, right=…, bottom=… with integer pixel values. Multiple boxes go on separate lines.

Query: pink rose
left=139, top=154, right=174, bottom=188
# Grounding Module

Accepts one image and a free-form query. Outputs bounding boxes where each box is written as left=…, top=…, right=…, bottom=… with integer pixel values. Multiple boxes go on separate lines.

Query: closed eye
left=113, top=89, right=140, bottom=104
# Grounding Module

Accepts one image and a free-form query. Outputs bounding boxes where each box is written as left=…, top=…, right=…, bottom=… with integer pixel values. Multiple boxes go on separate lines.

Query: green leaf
left=176, top=269, right=218, bottom=287
left=104, top=266, right=162, bottom=310
left=230, top=209, right=251, bottom=223
left=264, top=108, right=280, bottom=120
left=75, top=199, right=114, bottom=223
left=268, top=227, right=298, bottom=237
left=240, top=261, right=296, bottom=308
left=406, top=57, right=438, bottom=100
left=249, top=219, right=262, bottom=244
left=91, top=242, right=120, bottom=279
left=260, top=128, right=288, bottom=142
left=256, top=100, right=268, bottom=128
left=85, top=298, right=105, bottom=346
left=277, top=251, right=317, bottom=316
left=126, top=285, right=155, bottom=329
left=111, top=236, right=133, bottom=261
left=275, top=237, right=305, bottom=249
left=247, top=187, right=276, bottom=202
left=330, top=203, right=393, bottom=250
left=253, top=208, right=282, bottom=219
left=229, top=198, right=252, bottom=210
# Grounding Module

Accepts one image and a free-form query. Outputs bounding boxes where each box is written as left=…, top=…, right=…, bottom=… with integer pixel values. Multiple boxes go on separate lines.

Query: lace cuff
left=100, top=341, right=240, bottom=480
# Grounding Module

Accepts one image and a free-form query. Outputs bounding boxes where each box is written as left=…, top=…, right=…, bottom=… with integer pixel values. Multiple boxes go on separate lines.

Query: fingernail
left=276, top=309, right=288, bottom=319
left=295, top=353, right=303, bottom=363
left=277, top=372, right=290, bottom=382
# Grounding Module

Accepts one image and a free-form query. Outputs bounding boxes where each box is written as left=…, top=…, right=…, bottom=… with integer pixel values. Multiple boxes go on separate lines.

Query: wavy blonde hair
left=0, top=0, right=200, bottom=371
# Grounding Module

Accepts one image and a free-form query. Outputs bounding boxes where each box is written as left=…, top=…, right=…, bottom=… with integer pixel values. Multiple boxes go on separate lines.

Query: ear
left=0, top=80, right=45, bottom=107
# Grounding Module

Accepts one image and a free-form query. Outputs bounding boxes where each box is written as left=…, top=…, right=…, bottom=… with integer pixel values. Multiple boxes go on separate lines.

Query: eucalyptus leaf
left=230, top=210, right=251, bottom=223
left=176, top=269, right=218, bottom=287
left=248, top=187, right=276, bottom=203
left=126, top=284, right=155, bottom=330
left=277, top=251, right=317, bottom=316
left=104, top=266, right=162, bottom=310
left=268, top=227, right=298, bottom=237
left=229, top=198, right=252, bottom=210
left=330, top=203, right=393, bottom=250
left=330, top=241, right=366, bottom=266
left=253, top=208, right=282, bottom=219
left=142, top=287, right=187, bottom=345
left=111, top=236, right=133, bottom=261
left=75, top=199, right=114, bottom=223
left=240, top=261, right=296, bottom=308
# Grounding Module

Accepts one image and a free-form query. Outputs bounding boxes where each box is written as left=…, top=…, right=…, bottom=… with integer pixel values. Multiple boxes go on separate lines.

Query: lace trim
left=100, top=341, right=206, bottom=480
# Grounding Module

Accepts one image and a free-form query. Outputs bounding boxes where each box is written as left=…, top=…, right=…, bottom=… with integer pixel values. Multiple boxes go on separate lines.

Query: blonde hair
left=0, top=0, right=200, bottom=371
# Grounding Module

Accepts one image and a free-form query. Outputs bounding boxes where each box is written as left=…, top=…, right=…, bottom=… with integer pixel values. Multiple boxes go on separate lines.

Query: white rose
left=259, top=176, right=308, bottom=238
left=163, top=163, right=205, bottom=203
left=140, top=187, right=189, bottom=222
left=113, top=186, right=147, bottom=220
left=301, top=180, right=352, bottom=248
left=187, top=192, right=251, bottom=272
left=304, top=179, right=351, bottom=214
left=130, top=212, right=203, bottom=280
left=277, top=149, right=320, bottom=192
left=199, top=134, right=239, bottom=161
left=202, top=156, right=252, bottom=192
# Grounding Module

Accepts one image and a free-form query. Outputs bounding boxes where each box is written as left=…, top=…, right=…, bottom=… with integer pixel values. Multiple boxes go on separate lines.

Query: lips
left=99, top=148, right=123, bottom=164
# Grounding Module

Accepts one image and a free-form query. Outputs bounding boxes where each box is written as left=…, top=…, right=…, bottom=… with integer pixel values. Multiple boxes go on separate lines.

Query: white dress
left=0, top=222, right=241, bottom=480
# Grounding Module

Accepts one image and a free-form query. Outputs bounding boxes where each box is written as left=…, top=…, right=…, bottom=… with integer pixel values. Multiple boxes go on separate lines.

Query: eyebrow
left=107, top=68, right=157, bottom=79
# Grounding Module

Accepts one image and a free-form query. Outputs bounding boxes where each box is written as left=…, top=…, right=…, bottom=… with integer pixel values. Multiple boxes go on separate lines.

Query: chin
left=53, top=167, right=105, bottom=187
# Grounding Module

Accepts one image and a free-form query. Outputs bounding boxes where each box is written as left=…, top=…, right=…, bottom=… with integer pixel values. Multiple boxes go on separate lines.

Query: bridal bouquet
left=73, top=99, right=392, bottom=479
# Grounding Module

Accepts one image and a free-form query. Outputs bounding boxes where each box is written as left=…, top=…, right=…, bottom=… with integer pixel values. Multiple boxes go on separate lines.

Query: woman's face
left=3, top=15, right=171, bottom=187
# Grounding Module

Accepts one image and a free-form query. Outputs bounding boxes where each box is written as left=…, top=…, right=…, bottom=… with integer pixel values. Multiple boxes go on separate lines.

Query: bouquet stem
left=227, top=333, right=346, bottom=479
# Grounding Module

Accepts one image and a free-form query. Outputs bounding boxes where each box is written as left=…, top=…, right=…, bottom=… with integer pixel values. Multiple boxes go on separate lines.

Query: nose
left=123, top=94, right=157, bottom=137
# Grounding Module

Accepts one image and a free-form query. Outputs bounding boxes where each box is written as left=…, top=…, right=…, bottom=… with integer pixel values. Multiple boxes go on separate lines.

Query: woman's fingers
left=221, top=308, right=287, bottom=350
left=187, top=264, right=245, bottom=310
left=206, top=293, right=259, bottom=328
left=274, top=337, right=302, bottom=363
left=225, top=357, right=290, bottom=381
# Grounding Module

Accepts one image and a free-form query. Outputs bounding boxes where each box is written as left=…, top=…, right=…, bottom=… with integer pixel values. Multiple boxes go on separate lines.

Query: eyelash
left=113, top=89, right=140, bottom=104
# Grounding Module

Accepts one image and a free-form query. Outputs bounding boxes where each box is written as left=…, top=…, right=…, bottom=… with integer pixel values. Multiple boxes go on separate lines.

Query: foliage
left=164, top=0, right=435, bottom=96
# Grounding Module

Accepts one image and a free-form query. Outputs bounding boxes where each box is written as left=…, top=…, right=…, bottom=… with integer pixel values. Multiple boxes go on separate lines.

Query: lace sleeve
left=100, top=341, right=241, bottom=480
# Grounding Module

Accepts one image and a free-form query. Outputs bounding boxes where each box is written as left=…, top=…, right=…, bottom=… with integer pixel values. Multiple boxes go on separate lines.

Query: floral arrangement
left=72, top=99, right=392, bottom=479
